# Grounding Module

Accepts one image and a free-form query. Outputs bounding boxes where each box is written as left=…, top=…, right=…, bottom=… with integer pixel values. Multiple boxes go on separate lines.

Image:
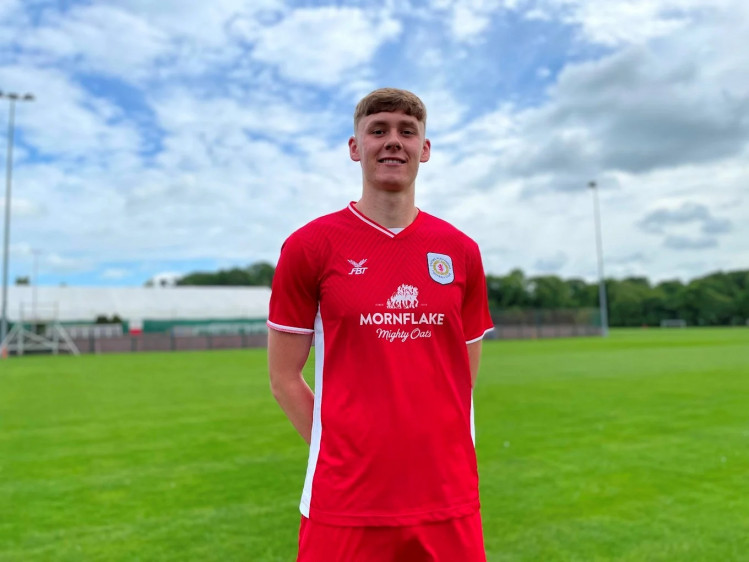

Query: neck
left=355, top=189, right=417, bottom=228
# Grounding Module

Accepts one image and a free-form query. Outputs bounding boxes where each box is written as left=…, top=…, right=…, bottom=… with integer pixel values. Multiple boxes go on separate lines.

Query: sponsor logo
left=427, top=253, right=454, bottom=284
left=360, top=312, right=445, bottom=325
left=359, top=283, right=444, bottom=342
left=348, top=258, right=368, bottom=275
left=375, top=327, right=434, bottom=343
left=386, top=284, right=418, bottom=309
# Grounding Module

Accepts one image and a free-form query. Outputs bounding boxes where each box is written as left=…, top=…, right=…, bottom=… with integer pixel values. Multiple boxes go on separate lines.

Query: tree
left=245, top=262, right=275, bottom=286
left=177, top=261, right=276, bottom=287
left=565, top=278, right=597, bottom=308
left=529, top=275, right=570, bottom=309
left=486, top=269, right=531, bottom=310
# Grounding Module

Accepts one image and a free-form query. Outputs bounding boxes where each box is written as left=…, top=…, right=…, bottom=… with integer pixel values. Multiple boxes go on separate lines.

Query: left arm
left=467, top=340, right=483, bottom=389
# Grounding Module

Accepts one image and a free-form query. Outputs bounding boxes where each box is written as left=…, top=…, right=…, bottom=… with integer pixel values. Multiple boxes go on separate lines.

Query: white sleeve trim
left=267, top=320, right=314, bottom=334
left=466, top=326, right=494, bottom=344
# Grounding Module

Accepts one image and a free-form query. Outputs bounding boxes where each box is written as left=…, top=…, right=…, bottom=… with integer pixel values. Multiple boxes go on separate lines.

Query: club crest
left=427, top=253, right=454, bottom=284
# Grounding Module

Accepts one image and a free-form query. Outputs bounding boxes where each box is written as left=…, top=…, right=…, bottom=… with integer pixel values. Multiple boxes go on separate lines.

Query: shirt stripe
left=466, top=326, right=495, bottom=344
left=267, top=320, right=314, bottom=334
left=347, top=202, right=396, bottom=238
left=300, top=308, right=325, bottom=517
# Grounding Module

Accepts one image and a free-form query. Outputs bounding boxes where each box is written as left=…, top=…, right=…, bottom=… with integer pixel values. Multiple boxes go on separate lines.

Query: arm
left=268, top=329, right=315, bottom=445
left=467, top=339, right=483, bottom=389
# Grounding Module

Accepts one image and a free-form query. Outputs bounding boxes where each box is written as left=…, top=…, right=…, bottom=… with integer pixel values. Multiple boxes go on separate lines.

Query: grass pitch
left=1, top=328, right=748, bottom=561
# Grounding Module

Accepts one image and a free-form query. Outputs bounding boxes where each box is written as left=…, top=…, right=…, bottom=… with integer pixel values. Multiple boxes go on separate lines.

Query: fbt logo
left=347, top=259, right=368, bottom=275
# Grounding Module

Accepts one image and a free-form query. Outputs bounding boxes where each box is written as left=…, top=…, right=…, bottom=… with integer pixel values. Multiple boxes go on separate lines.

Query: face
left=349, top=110, right=431, bottom=192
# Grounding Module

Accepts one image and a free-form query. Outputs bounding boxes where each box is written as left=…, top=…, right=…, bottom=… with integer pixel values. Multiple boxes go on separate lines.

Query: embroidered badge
left=427, top=253, right=454, bottom=285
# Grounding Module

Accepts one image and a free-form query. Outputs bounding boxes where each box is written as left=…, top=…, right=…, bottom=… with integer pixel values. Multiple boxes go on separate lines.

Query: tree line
left=175, top=262, right=275, bottom=288
left=172, top=262, right=749, bottom=327
left=486, top=269, right=749, bottom=327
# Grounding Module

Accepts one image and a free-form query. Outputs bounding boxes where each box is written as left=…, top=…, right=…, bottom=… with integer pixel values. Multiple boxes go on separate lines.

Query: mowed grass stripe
left=477, top=329, right=749, bottom=561
left=2, top=350, right=306, bottom=562
left=1, top=329, right=748, bottom=561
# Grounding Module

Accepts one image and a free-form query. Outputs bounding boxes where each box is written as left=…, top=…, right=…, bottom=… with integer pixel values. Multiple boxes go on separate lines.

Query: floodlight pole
left=1, top=91, right=34, bottom=355
left=32, top=248, right=41, bottom=321
left=589, top=180, right=609, bottom=337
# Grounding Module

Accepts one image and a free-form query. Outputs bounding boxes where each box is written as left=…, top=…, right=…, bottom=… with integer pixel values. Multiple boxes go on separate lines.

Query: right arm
left=268, top=328, right=315, bottom=445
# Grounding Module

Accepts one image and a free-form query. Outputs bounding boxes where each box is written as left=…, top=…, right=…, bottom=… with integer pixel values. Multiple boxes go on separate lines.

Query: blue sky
left=0, top=0, right=747, bottom=287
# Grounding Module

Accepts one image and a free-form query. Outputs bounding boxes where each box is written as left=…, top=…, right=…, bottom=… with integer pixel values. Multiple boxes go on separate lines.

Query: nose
left=385, top=137, right=401, bottom=150
left=384, top=129, right=401, bottom=150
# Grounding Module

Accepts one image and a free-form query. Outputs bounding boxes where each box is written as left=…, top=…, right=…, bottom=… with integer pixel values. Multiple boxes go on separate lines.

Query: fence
left=71, top=332, right=268, bottom=354
left=490, top=308, right=601, bottom=340
left=12, top=308, right=600, bottom=356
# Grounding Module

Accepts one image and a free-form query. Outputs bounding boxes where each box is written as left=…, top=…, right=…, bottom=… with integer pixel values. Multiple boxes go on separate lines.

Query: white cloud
left=101, top=268, right=131, bottom=280
left=419, top=89, right=468, bottom=133
left=1, top=0, right=747, bottom=287
left=250, top=7, right=402, bottom=86
left=452, top=4, right=495, bottom=41
left=0, top=197, right=44, bottom=218
left=112, top=0, right=286, bottom=47
left=44, top=252, right=93, bottom=274
left=1, top=65, right=143, bottom=162
left=537, top=0, right=737, bottom=46
left=15, top=5, right=170, bottom=81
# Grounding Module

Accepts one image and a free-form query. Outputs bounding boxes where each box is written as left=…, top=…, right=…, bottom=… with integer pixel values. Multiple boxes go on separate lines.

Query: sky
left=0, top=0, right=747, bottom=287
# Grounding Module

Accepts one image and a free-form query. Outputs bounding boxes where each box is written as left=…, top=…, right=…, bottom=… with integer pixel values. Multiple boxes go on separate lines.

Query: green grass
left=1, top=328, right=748, bottom=561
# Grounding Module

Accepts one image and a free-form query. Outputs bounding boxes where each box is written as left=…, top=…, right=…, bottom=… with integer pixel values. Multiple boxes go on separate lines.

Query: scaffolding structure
left=0, top=302, right=79, bottom=356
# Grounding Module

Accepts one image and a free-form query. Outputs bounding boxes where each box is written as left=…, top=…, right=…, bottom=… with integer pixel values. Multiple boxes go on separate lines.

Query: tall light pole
left=32, top=248, right=41, bottom=321
left=588, top=180, right=609, bottom=337
left=1, top=91, right=35, bottom=354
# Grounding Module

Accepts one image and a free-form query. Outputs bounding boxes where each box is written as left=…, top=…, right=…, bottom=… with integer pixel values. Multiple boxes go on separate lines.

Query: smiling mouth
left=379, top=158, right=405, bottom=164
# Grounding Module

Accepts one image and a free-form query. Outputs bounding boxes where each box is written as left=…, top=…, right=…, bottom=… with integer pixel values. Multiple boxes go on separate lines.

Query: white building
left=5, top=285, right=271, bottom=329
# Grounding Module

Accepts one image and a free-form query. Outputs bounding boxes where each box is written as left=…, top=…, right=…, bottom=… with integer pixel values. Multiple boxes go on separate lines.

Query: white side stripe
left=300, top=307, right=324, bottom=517
left=470, top=394, right=476, bottom=446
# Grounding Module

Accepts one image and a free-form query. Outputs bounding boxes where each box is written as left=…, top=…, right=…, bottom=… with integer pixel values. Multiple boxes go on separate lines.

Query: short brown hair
left=353, top=88, right=427, bottom=131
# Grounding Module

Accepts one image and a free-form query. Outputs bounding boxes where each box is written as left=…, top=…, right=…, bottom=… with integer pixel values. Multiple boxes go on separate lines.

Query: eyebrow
left=367, top=118, right=420, bottom=128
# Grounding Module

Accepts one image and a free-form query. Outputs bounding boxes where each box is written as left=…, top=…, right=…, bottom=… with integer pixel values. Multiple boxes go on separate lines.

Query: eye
left=371, top=129, right=385, bottom=135
left=402, top=129, right=416, bottom=136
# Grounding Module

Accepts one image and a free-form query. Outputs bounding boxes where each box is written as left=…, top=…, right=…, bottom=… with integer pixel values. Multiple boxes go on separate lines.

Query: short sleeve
left=267, top=231, right=319, bottom=334
left=462, top=241, right=494, bottom=343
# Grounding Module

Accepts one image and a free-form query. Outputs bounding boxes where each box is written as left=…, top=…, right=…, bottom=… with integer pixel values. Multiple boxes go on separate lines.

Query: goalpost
left=660, top=319, right=687, bottom=328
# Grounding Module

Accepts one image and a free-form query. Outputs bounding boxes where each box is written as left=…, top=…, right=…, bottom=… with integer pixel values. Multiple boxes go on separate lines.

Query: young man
left=267, top=88, right=494, bottom=562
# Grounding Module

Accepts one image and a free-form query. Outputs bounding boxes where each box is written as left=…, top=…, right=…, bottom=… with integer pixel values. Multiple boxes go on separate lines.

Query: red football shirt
left=268, top=203, right=494, bottom=526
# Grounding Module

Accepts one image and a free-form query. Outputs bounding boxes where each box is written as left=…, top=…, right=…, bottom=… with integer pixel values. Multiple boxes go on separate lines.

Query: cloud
left=10, top=4, right=170, bottom=82
left=505, top=44, right=749, bottom=180
left=638, top=202, right=732, bottom=235
left=664, top=235, right=717, bottom=250
left=451, top=1, right=500, bottom=42
left=101, top=268, right=131, bottom=280
left=608, top=252, right=648, bottom=265
left=249, top=7, right=402, bottom=86
left=534, top=251, right=568, bottom=272
left=1, top=0, right=747, bottom=288
left=701, top=216, right=732, bottom=235
left=0, top=198, right=44, bottom=218
left=45, top=252, right=94, bottom=274
left=537, top=0, right=732, bottom=46
left=111, top=0, right=286, bottom=47
left=1, top=65, right=143, bottom=162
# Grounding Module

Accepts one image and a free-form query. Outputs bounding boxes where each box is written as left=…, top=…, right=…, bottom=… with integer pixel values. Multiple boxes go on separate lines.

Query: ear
left=420, top=138, right=431, bottom=163
left=348, top=136, right=361, bottom=162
